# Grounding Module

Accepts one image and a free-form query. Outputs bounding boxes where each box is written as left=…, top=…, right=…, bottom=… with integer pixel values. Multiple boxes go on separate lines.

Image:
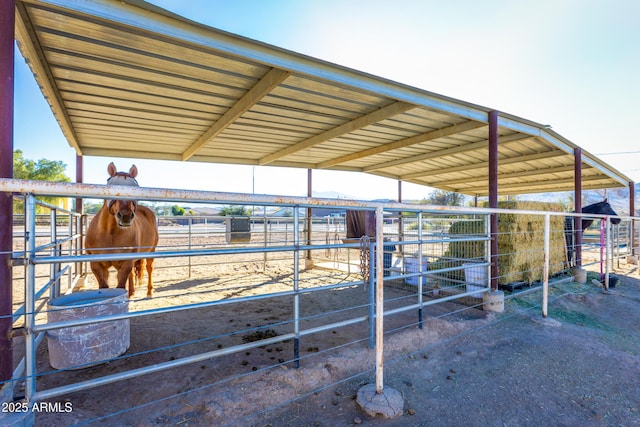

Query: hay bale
left=431, top=217, right=486, bottom=283
left=489, top=201, right=565, bottom=285
left=437, top=201, right=565, bottom=286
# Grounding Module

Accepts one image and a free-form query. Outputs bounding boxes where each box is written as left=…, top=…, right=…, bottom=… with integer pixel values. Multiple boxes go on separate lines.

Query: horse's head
left=583, top=199, right=621, bottom=225
left=108, top=199, right=137, bottom=227
left=106, top=162, right=140, bottom=228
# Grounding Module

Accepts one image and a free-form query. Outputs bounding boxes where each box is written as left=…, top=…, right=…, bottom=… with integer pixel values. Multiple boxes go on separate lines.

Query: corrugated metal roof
left=14, top=0, right=632, bottom=196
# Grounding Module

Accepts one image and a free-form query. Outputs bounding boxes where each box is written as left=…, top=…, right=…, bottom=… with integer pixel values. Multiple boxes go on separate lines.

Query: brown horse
left=85, top=162, right=159, bottom=297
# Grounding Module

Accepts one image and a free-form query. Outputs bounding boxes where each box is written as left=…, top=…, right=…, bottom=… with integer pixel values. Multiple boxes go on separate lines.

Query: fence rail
left=0, top=178, right=637, bottom=425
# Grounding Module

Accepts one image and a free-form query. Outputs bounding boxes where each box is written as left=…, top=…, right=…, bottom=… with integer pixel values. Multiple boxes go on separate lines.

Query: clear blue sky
left=13, top=0, right=640, bottom=200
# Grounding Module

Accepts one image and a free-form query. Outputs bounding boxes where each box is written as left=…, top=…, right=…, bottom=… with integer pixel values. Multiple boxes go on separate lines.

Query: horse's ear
left=129, top=165, right=138, bottom=179
left=604, top=198, right=608, bottom=203
left=108, top=162, right=117, bottom=177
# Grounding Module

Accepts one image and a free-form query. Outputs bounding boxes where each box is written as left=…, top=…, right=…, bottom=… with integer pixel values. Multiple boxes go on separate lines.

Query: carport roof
left=14, top=0, right=632, bottom=196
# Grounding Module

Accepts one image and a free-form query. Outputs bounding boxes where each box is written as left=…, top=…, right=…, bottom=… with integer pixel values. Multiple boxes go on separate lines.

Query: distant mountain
left=521, top=186, right=637, bottom=215
left=310, top=190, right=359, bottom=200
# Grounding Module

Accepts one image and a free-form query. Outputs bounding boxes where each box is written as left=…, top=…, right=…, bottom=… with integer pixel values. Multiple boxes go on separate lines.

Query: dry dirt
left=8, top=236, right=640, bottom=427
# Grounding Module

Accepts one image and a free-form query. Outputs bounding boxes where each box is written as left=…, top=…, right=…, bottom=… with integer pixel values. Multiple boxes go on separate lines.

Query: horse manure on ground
left=242, top=328, right=279, bottom=343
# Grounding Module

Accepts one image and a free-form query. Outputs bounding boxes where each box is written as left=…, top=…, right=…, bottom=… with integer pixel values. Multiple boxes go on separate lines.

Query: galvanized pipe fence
left=0, top=178, right=636, bottom=424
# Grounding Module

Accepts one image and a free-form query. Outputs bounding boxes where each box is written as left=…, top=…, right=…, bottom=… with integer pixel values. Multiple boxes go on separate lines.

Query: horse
left=564, top=200, right=620, bottom=268
left=85, top=162, right=159, bottom=297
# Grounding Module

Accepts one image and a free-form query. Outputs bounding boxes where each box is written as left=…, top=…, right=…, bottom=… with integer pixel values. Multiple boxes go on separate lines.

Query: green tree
left=421, top=189, right=465, bottom=206
left=219, top=205, right=250, bottom=216
left=171, top=205, right=186, bottom=216
left=83, top=202, right=103, bottom=215
left=13, top=150, right=71, bottom=213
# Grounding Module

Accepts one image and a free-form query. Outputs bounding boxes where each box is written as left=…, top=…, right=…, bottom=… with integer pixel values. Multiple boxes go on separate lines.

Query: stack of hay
left=441, top=201, right=566, bottom=286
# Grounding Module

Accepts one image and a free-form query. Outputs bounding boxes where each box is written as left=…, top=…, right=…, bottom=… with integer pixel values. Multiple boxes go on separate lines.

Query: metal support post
left=293, top=207, right=300, bottom=367
left=542, top=214, right=550, bottom=318
left=488, top=111, right=499, bottom=290
left=0, top=0, right=16, bottom=384
left=374, top=206, right=384, bottom=394
left=417, top=212, right=423, bottom=329
left=25, top=195, right=37, bottom=403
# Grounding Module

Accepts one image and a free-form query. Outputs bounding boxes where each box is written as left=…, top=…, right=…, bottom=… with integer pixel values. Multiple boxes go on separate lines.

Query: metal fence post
left=542, top=214, right=550, bottom=318
left=417, top=212, right=424, bottom=329
left=293, top=207, right=300, bottom=368
left=188, top=217, right=192, bottom=278
left=25, top=194, right=37, bottom=403
left=50, top=208, right=60, bottom=299
left=374, top=206, right=384, bottom=394
left=368, top=239, right=375, bottom=350
left=605, top=217, right=611, bottom=290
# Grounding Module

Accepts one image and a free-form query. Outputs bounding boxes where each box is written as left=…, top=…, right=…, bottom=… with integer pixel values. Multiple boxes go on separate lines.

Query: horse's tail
left=564, top=216, right=575, bottom=268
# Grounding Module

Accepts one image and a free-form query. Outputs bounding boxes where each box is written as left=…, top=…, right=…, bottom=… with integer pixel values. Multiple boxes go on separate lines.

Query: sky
left=12, top=0, right=640, bottom=201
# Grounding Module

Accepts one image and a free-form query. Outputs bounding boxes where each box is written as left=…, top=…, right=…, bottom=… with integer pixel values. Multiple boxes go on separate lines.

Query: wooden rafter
left=426, top=164, right=578, bottom=187
left=401, top=148, right=567, bottom=180
left=181, top=67, right=290, bottom=161
left=258, top=101, right=414, bottom=166
left=316, top=120, right=485, bottom=169
left=365, top=133, right=536, bottom=173
left=461, top=174, right=609, bottom=195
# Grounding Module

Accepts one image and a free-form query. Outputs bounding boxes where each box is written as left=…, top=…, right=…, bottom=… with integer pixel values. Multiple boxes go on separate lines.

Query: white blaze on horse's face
left=106, top=162, right=140, bottom=228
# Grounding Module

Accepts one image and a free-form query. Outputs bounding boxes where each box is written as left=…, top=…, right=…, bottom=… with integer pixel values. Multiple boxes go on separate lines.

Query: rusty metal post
left=75, top=154, right=83, bottom=214
left=488, top=111, right=499, bottom=291
left=306, top=169, right=313, bottom=267
left=574, top=148, right=583, bottom=266
left=397, top=180, right=403, bottom=255
left=630, top=182, right=635, bottom=257
left=75, top=154, right=84, bottom=277
left=0, top=0, right=15, bottom=384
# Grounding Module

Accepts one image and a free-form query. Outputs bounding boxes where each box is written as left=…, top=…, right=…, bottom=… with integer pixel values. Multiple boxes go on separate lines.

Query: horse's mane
left=581, top=199, right=610, bottom=213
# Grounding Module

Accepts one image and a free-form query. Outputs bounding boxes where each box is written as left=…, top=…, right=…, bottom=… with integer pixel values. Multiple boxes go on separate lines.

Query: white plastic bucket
left=463, top=263, right=487, bottom=297
left=404, top=256, right=428, bottom=286
left=47, top=289, right=130, bottom=370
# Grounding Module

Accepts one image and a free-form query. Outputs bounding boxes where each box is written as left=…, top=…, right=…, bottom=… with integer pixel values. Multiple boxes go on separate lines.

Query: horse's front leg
left=145, top=258, right=155, bottom=298
left=115, top=261, right=134, bottom=296
left=128, top=270, right=136, bottom=298
left=90, top=262, right=111, bottom=289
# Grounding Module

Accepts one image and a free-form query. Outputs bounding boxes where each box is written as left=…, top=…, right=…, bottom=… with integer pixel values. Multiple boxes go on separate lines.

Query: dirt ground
left=253, top=269, right=640, bottom=427
left=7, top=235, right=640, bottom=426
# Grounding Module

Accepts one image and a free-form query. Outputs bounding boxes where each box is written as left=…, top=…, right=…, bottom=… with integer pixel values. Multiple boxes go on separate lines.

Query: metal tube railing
left=24, top=194, right=37, bottom=403
left=3, top=178, right=638, bottom=418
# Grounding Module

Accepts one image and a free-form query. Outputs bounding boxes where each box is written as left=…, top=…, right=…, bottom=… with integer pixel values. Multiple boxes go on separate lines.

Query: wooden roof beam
left=461, top=174, right=614, bottom=195
left=181, top=67, right=290, bottom=161
left=425, top=164, right=578, bottom=187
left=363, top=132, right=531, bottom=173
left=400, top=148, right=567, bottom=180
left=315, top=120, right=485, bottom=169
left=258, top=101, right=414, bottom=166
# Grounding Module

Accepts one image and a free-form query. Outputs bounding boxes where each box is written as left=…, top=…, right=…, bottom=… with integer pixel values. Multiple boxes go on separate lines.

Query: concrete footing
left=482, top=290, right=504, bottom=313
left=356, top=384, right=404, bottom=418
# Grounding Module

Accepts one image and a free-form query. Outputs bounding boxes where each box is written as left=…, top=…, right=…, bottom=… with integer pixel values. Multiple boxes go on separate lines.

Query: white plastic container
left=463, top=263, right=487, bottom=297
left=47, top=289, right=130, bottom=370
left=404, top=256, right=428, bottom=286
